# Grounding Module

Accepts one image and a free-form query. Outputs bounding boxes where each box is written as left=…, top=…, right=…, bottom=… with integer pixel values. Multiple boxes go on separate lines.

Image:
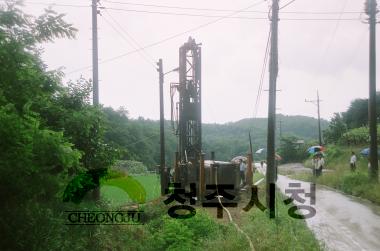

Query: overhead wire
left=2, top=0, right=362, bottom=16
left=253, top=29, right=271, bottom=119
left=102, top=0, right=361, bottom=15
left=103, top=7, right=361, bottom=21
left=101, top=9, right=157, bottom=69
left=66, top=0, right=268, bottom=74
left=279, top=0, right=297, bottom=10
left=1, top=1, right=90, bottom=8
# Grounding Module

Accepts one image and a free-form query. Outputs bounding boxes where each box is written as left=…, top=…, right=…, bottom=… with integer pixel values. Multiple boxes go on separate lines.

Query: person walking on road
left=350, top=151, right=357, bottom=172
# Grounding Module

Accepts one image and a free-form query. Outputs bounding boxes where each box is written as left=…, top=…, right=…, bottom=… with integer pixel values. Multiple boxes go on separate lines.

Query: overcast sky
left=9, top=0, right=380, bottom=123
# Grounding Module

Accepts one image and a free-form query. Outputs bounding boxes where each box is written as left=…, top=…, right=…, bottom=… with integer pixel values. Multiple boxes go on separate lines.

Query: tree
left=342, top=92, right=380, bottom=129
left=323, top=113, right=347, bottom=144
left=278, top=136, right=308, bottom=163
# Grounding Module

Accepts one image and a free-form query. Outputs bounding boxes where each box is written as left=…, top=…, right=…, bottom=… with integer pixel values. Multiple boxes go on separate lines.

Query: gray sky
left=12, top=0, right=380, bottom=123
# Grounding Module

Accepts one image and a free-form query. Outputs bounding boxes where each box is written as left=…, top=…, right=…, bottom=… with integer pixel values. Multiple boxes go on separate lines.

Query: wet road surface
left=276, top=174, right=380, bottom=251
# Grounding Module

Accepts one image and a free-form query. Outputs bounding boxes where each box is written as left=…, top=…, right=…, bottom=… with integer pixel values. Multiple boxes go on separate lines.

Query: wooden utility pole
left=366, top=0, right=378, bottom=181
left=158, top=59, right=167, bottom=195
left=305, top=91, right=323, bottom=146
left=92, top=0, right=99, bottom=105
left=266, top=0, right=279, bottom=219
left=317, top=91, right=322, bottom=146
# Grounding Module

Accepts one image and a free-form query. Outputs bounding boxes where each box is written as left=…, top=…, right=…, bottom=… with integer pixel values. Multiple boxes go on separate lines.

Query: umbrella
left=360, top=148, right=369, bottom=156
left=313, top=151, right=325, bottom=157
left=307, top=145, right=324, bottom=154
left=255, top=148, right=266, bottom=154
left=360, top=148, right=380, bottom=156
left=231, top=156, right=247, bottom=163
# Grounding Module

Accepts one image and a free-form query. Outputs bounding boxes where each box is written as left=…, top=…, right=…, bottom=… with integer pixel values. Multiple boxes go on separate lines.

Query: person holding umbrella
left=317, top=154, right=325, bottom=176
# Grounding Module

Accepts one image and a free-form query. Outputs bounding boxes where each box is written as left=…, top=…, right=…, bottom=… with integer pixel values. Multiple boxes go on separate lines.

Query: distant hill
left=202, top=114, right=328, bottom=161
left=104, top=108, right=329, bottom=167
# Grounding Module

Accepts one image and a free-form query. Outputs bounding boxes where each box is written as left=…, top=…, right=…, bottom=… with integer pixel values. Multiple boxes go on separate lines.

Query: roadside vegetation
left=284, top=145, right=380, bottom=205
left=0, top=3, right=323, bottom=250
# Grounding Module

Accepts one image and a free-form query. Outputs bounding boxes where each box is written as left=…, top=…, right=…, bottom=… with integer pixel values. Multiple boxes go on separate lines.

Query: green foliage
left=203, top=115, right=328, bottom=161
left=62, top=168, right=108, bottom=204
left=0, top=4, right=123, bottom=250
left=340, top=172, right=369, bottom=194
left=342, top=92, right=380, bottom=129
left=340, top=125, right=380, bottom=146
left=323, top=113, right=347, bottom=144
left=150, top=217, right=196, bottom=251
left=324, top=144, right=343, bottom=159
left=298, top=145, right=380, bottom=205
left=278, top=136, right=309, bottom=163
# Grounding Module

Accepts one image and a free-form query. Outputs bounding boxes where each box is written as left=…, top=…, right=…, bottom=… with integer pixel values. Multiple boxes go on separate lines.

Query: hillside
left=116, top=114, right=329, bottom=166
left=202, top=114, right=328, bottom=161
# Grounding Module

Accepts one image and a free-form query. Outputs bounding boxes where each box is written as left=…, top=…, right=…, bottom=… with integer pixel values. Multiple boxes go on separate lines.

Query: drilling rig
left=169, top=37, right=241, bottom=203
left=171, top=37, right=202, bottom=192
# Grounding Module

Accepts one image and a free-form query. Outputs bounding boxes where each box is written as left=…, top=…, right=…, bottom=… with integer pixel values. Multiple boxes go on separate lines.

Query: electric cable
left=101, top=11, right=157, bottom=69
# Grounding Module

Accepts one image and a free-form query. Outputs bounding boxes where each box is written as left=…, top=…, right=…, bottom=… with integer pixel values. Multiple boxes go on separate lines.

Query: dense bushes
left=340, top=125, right=380, bottom=145
left=278, top=136, right=309, bottom=163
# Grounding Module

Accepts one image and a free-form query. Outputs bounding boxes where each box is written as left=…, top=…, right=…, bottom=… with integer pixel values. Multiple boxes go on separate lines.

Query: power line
left=314, top=0, right=349, bottom=76
left=101, top=10, right=157, bottom=69
left=66, top=0, right=268, bottom=74
left=1, top=1, right=89, bottom=8
left=254, top=29, right=271, bottom=118
left=279, top=0, right=297, bottom=10
left=103, top=7, right=361, bottom=21
left=2, top=0, right=364, bottom=16
left=103, top=0, right=361, bottom=15
left=103, top=6, right=268, bottom=20
left=1, top=1, right=363, bottom=19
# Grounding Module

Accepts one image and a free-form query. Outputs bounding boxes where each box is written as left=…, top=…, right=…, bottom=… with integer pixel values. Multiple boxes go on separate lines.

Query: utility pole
left=305, top=90, right=323, bottom=146
left=365, top=0, right=378, bottom=181
left=266, top=0, right=279, bottom=219
left=158, top=59, right=167, bottom=195
left=278, top=118, right=283, bottom=140
left=92, top=0, right=99, bottom=105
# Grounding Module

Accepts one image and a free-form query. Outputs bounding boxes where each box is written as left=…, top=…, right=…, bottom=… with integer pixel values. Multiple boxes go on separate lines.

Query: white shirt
left=240, top=162, right=247, bottom=171
left=317, top=158, right=325, bottom=168
left=350, top=155, right=357, bottom=164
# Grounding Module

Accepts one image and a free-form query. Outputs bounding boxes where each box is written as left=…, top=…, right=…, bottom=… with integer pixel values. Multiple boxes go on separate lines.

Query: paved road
left=256, top=163, right=380, bottom=251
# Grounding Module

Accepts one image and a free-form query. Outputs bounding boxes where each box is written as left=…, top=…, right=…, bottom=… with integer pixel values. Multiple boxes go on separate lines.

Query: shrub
left=340, top=172, right=369, bottom=194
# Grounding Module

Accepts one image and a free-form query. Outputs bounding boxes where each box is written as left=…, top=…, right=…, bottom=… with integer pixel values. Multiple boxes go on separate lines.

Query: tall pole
left=92, top=0, right=99, bottom=105
left=305, top=91, right=323, bottom=146
left=266, top=0, right=279, bottom=219
left=317, top=91, right=322, bottom=146
left=158, top=59, right=167, bottom=195
left=366, top=0, right=378, bottom=181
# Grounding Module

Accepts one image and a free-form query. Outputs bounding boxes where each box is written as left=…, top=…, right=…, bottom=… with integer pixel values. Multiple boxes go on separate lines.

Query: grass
left=100, top=174, right=161, bottom=207
left=131, top=181, right=323, bottom=251
left=252, top=171, right=265, bottom=184
left=287, top=144, right=380, bottom=205
left=98, top=170, right=322, bottom=250
left=203, top=190, right=322, bottom=251
left=133, top=174, right=161, bottom=201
